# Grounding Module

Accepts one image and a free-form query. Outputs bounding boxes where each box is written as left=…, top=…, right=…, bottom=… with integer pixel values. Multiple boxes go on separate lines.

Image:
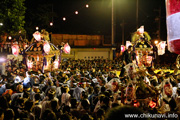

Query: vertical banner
left=166, top=0, right=180, bottom=54
left=157, top=41, right=166, bottom=55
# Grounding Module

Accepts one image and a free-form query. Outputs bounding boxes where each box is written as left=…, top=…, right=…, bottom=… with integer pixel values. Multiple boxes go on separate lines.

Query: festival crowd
left=0, top=56, right=179, bottom=120
left=0, top=37, right=179, bottom=120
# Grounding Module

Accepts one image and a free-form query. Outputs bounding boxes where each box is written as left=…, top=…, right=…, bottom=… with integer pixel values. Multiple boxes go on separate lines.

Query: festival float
left=24, top=29, right=70, bottom=72
left=131, top=26, right=153, bottom=68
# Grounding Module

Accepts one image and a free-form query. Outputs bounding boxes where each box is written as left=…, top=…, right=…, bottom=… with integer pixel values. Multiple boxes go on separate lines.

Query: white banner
left=157, top=41, right=166, bottom=55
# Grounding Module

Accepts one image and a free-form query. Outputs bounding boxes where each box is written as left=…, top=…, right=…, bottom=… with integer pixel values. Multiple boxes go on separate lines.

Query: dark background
left=24, top=0, right=167, bottom=45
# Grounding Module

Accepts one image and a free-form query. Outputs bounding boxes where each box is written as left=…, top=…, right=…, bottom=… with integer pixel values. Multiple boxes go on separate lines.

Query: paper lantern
left=12, top=44, right=19, bottom=56
left=54, top=60, right=59, bottom=69
left=43, top=41, right=50, bottom=54
left=27, top=60, right=33, bottom=69
left=166, top=0, right=180, bottom=54
left=33, top=31, right=41, bottom=41
left=137, top=26, right=144, bottom=35
left=126, top=41, right=132, bottom=49
left=121, top=45, right=125, bottom=52
left=64, top=43, right=71, bottom=54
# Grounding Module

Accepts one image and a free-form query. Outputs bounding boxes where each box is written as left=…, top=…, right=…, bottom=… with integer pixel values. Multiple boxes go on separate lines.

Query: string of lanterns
left=61, top=1, right=92, bottom=22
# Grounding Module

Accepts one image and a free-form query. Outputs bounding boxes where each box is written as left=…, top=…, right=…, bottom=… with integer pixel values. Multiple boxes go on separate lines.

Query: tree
left=24, top=0, right=54, bottom=39
left=0, top=0, right=26, bottom=36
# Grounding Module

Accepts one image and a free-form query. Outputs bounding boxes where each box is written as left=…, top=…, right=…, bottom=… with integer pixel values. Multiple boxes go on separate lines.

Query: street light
left=154, top=40, right=158, bottom=45
left=8, top=36, right=12, bottom=40
left=0, top=23, right=3, bottom=26
left=36, top=27, right=39, bottom=30
left=50, top=22, right=53, bottom=26
left=75, top=11, right=78, bottom=15
left=63, top=17, right=66, bottom=21
left=86, top=4, right=89, bottom=8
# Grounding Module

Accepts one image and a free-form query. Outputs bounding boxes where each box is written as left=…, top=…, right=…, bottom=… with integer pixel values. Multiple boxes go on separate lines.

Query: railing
left=0, top=43, right=13, bottom=54
left=0, top=42, right=29, bottom=54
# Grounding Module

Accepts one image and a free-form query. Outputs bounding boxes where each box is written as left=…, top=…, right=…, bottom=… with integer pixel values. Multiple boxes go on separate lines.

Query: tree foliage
left=0, top=0, right=26, bottom=35
left=24, top=0, right=54, bottom=39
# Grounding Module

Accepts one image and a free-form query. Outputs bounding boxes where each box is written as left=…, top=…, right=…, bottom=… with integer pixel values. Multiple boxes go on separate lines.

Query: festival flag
left=157, top=41, right=166, bottom=55
left=166, top=0, right=180, bottom=54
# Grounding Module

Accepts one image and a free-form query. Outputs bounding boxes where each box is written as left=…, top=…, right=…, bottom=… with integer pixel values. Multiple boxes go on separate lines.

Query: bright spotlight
left=0, top=58, right=6, bottom=62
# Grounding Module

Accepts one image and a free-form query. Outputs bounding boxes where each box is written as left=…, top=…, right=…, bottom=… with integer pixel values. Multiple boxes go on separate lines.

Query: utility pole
left=158, top=7, right=161, bottom=40
left=120, top=19, right=125, bottom=45
left=154, top=7, right=161, bottom=40
left=111, top=0, right=115, bottom=46
left=136, top=0, right=139, bottom=29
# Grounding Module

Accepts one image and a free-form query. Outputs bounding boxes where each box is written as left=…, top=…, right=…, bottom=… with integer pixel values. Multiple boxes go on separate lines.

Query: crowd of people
left=0, top=55, right=179, bottom=120
left=0, top=35, right=179, bottom=120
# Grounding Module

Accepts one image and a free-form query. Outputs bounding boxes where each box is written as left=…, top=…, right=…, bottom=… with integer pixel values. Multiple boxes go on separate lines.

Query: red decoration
left=12, top=44, right=19, bottom=56
left=33, top=31, right=41, bottom=41
left=166, top=0, right=180, bottom=54
left=27, top=60, right=33, bottom=69
left=164, top=83, right=172, bottom=96
left=149, top=101, right=156, bottom=108
left=133, top=100, right=140, bottom=107
left=43, top=41, right=50, bottom=54
left=64, top=43, right=71, bottom=54
left=121, top=45, right=125, bottom=52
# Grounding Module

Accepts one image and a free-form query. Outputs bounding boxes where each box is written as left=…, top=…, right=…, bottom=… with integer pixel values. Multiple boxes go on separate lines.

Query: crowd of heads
left=0, top=56, right=180, bottom=120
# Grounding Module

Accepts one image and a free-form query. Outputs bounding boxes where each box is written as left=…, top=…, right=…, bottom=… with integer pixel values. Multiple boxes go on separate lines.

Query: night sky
left=25, top=0, right=167, bottom=44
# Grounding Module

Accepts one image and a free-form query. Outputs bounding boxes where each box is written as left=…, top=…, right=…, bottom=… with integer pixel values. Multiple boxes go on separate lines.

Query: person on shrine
left=120, top=45, right=134, bottom=77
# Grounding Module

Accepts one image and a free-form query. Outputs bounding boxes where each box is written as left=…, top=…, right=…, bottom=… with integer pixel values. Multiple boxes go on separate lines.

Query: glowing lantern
left=8, top=36, right=12, bottom=40
left=33, top=31, right=41, bottom=41
left=121, top=45, right=125, bottom=52
left=43, top=41, right=50, bottom=54
left=54, top=60, right=59, bottom=69
left=27, top=60, right=33, bottom=69
left=64, top=43, right=71, bottom=54
left=63, top=17, right=66, bottom=21
left=149, top=100, right=156, bottom=108
left=75, top=11, right=78, bottom=15
left=157, top=41, right=166, bottom=55
left=12, top=44, right=19, bottom=56
left=133, top=100, right=140, bottom=107
left=126, top=41, right=132, bottom=49
left=137, top=26, right=144, bottom=35
left=50, top=22, right=53, bottom=26
left=160, top=41, right=166, bottom=49
left=86, top=4, right=89, bottom=8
